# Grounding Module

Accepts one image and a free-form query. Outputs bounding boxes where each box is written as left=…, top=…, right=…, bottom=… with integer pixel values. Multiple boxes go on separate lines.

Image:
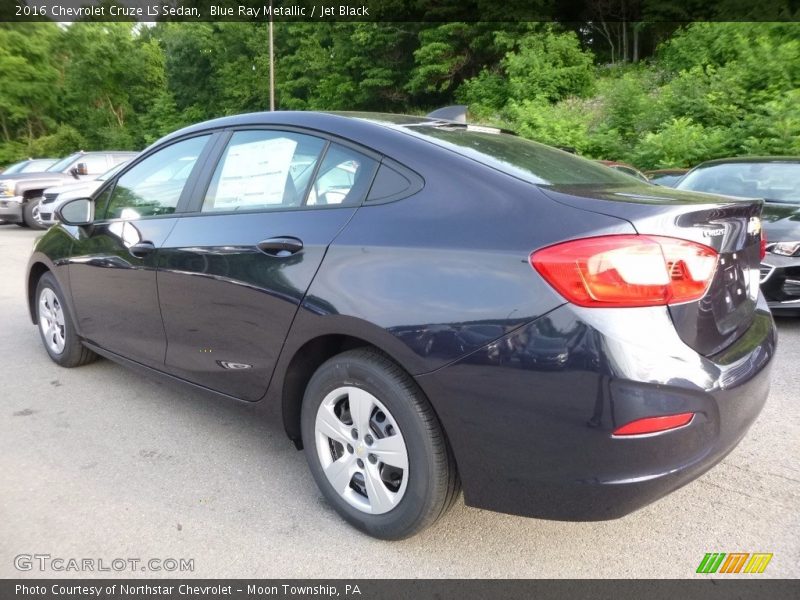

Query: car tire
left=16, top=222, right=29, bottom=228
left=35, top=272, right=98, bottom=368
left=301, top=348, right=459, bottom=540
left=24, top=197, right=47, bottom=230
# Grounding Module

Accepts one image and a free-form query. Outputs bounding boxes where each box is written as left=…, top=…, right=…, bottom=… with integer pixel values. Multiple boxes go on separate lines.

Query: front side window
left=104, top=136, right=209, bottom=220
left=76, top=154, right=110, bottom=175
left=202, top=130, right=326, bottom=212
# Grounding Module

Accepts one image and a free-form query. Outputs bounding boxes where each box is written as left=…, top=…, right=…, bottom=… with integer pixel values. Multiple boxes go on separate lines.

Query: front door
left=67, top=135, right=213, bottom=368
left=156, top=129, right=379, bottom=400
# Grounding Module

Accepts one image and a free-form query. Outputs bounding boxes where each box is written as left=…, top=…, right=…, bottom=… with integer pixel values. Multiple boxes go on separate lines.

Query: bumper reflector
left=613, top=412, right=694, bottom=436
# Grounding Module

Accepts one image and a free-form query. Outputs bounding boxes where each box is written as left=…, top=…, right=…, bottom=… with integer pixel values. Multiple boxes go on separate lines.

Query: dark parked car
left=676, top=157, right=800, bottom=315
left=27, top=111, right=775, bottom=539
left=0, top=151, right=137, bottom=229
left=645, top=168, right=689, bottom=187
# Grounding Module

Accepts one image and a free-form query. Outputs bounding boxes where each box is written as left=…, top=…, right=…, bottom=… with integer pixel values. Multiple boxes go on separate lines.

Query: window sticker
left=214, top=137, right=298, bottom=209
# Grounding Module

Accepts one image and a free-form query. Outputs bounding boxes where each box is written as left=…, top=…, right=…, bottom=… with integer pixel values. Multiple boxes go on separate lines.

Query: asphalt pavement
left=1, top=225, right=798, bottom=578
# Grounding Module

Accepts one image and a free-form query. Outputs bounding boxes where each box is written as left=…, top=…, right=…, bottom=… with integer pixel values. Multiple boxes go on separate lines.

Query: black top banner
left=3, top=0, right=800, bottom=22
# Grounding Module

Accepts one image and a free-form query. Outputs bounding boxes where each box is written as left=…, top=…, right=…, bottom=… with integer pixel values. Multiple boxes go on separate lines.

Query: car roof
left=157, top=111, right=476, bottom=146
left=148, top=110, right=493, bottom=163
left=165, top=111, right=439, bottom=135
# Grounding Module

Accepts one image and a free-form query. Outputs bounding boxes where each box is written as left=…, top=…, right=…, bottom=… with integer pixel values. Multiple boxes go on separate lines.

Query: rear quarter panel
left=279, top=140, right=634, bottom=377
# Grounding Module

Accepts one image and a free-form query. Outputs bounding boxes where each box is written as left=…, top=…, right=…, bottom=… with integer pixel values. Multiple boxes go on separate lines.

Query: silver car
left=37, top=160, right=132, bottom=227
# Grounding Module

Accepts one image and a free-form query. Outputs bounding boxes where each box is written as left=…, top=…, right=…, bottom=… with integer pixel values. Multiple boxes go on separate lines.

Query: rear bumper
left=761, top=255, right=800, bottom=315
left=415, top=298, right=776, bottom=520
left=0, top=197, right=23, bottom=222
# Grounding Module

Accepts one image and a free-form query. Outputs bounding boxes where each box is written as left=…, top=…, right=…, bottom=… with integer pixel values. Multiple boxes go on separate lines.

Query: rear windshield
left=403, top=126, right=635, bottom=185
left=678, top=162, right=800, bottom=203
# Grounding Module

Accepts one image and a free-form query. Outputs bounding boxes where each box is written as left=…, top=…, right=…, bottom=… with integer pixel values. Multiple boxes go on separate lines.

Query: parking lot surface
left=1, top=225, right=798, bottom=578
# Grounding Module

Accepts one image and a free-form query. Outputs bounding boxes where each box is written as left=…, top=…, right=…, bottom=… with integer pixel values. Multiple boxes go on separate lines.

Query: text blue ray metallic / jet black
left=25, top=111, right=776, bottom=539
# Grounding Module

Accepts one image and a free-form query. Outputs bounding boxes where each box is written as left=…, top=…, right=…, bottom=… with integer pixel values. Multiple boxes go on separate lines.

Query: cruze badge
left=703, top=228, right=725, bottom=237
left=747, top=216, right=762, bottom=236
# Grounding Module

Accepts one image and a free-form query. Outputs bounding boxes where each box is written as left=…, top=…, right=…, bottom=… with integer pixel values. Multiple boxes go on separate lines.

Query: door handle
left=129, top=241, right=156, bottom=258
left=257, top=236, right=304, bottom=257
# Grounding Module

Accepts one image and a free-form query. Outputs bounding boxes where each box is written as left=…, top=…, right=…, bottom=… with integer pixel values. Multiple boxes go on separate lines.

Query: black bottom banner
left=2, top=580, right=799, bottom=600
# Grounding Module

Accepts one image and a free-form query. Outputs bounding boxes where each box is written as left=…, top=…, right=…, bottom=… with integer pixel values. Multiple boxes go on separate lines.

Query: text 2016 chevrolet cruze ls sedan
left=26, top=112, right=775, bottom=539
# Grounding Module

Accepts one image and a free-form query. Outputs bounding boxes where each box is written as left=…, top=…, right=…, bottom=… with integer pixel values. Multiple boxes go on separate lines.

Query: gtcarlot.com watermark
left=14, top=553, right=194, bottom=573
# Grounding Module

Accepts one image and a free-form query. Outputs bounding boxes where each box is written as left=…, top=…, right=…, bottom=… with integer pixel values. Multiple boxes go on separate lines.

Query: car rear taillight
left=530, top=235, right=718, bottom=308
left=613, top=412, right=695, bottom=436
left=760, top=230, right=767, bottom=260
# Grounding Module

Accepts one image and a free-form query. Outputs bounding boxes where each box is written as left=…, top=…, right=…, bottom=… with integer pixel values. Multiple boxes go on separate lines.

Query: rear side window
left=104, top=135, right=209, bottom=220
left=202, top=130, right=326, bottom=212
left=367, top=163, right=419, bottom=202
left=306, top=144, right=377, bottom=207
left=406, top=126, right=634, bottom=186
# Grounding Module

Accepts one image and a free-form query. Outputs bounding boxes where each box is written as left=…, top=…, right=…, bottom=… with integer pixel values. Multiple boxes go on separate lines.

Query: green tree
left=0, top=23, right=61, bottom=162
left=57, top=22, right=167, bottom=149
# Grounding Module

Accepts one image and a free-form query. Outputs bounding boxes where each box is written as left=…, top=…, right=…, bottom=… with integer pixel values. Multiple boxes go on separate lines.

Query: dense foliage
left=1, top=21, right=798, bottom=169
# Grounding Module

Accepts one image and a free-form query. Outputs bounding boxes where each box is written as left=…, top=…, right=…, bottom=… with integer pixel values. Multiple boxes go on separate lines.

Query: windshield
left=677, top=161, right=800, bottom=203
left=2, top=161, right=27, bottom=175
left=47, top=153, right=81, bottom=173
left=21, top=159, right=57, bottom=173
left=401, top=126, right=635, bottom=185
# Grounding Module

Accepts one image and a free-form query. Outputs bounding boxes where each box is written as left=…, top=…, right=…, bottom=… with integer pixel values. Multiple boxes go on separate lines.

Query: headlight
left=0, top=180, right=16, bottom=196
left=771, top=241, right=800, bottom=257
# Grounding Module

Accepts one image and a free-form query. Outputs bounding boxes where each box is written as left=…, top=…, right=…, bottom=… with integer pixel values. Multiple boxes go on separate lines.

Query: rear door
left=156, top=128, right=379, bottom=401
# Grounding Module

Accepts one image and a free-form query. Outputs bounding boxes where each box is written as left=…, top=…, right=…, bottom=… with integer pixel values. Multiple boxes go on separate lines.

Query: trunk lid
left=540, top=183, right=764, bottom=356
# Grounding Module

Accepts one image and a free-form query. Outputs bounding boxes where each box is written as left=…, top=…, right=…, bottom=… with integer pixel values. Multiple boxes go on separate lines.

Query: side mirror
left=56, top=198, right=94, bottom=226
left=70, top=163, right=89, bottom=178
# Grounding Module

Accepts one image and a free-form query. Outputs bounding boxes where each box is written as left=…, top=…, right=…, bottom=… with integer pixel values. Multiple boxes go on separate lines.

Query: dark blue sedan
left=26, top=111, right=775, bottom=539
